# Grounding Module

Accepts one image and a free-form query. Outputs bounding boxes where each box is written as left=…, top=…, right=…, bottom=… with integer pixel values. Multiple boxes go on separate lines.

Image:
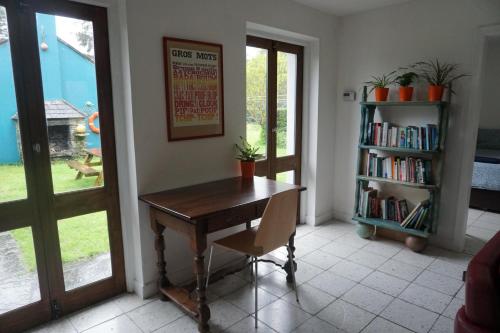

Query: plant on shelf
left=394, top=70, right=418, bottom=102
left=235, top=136, right=262, bottom=178
left=364, top=71, right=396, bottom=102
left=413, top=59, right=469, bottom=101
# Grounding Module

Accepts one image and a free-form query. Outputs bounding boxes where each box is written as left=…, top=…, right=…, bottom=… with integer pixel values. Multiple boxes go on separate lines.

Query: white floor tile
left=362, top=240, right=403, bottom=258
left=300, top=250, right=342, bottom=270
left=209, top=274, right=249, bottom=297
left=361, top=317, right=412, bottom=333
left=427, top=259, right=466, bottom=280
left=413, top=270, right=463, bottom=296
left=463, top=235, right=486, bottom=255
left=347, top=250, right=388, bottom=269
left=154, top=316, right=198, bottom=333
left=392, top=249, right=436, bottom=269
left=258, top=299, right=311, bottom=332
left=455, top=285, right=465, bottom=300
left=127, top=299, right=184, bottom=332
left=398, top=284, right=452, bottom=313
left=329, top=260, right=373, bottom=282
left=295, top=224, right=315, bottom=239
left=335, top=233, right=372, bottom=249
left=466, top=225, right=497, bottom=242
left=341, top=284, right=393, bottom=315
left=377, top=259, right=423, bottom=281
left=434, top=249, right=472, bottom=268
left=224, top=284, right=277, bottom=314
left=294, top=260, right=324, bottom=284
left=83, top=315, right=141, bottom=333
left=476, top=211, right=500, bottom=224
left=321, top=241, right=359, bottom=258
left=112, top=293, right=154, bottom=313
left=467, top=208, right=483, bottom=221
left=282, top=283, right=336, bottom=315
left=429, top=316, right=454, bottom=333
left=292, top=316, right=342, bottom=333
left=257, top=271, right=294, bottom=297
left=28, top=319, right=76, bottom=333
left=381, top=299, right=439, bottom=333
left=224, top=316, right=276, bottom=333
left=308, top=271, right=356, bottom=297
left=442, top=297, right=463, bottom=319
left=296, top=234, right=332, bottom=250
left=317, top=299, right=375, bottom=333
left=68, top=301, right=123, bottom=332
left=360, top=271, right=409, bottom=297
left=208, top=299, right=248, bottom=332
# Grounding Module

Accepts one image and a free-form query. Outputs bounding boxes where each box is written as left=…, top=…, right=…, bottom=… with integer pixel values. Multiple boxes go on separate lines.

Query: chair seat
left=213, top=227, right=265, bottom=257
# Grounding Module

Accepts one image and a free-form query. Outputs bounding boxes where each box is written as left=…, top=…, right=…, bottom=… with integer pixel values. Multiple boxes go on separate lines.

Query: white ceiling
left=292, top=0, right=414, bottom=16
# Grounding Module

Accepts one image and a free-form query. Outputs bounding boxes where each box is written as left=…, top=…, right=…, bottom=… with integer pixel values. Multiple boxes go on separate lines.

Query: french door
left=0, top=1, right=124, bottom=332
left=245, top=36, right=303, bottom=185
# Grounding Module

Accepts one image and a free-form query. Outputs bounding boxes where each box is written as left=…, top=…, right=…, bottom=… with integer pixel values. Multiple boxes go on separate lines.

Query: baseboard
left=313, top=209, right=336, bottom=225
left=134, top=279, right=157, bottom=299
left=331, top=209, right=354, bottom=224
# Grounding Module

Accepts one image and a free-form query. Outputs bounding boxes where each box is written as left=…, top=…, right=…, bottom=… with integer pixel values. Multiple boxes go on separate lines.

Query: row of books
left=365, top=154, right=433, bottom=184
left=357, top=188, right=430, bottom=231
left=364, top=122, right=439, bottom=151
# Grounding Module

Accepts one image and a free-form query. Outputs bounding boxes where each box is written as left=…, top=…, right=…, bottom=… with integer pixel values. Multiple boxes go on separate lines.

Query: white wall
left=479, top=37, right=500, bottom=129
left=332, top=0, right=500, bottom=250
left=122, top=0, right=337, bottom=296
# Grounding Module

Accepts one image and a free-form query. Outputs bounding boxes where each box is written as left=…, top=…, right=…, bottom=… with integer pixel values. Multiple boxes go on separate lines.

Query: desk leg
left=192, top=231, right=210, bottom=333
left=150, top=217, right=171, bottom=301
left=284, top=232, right=297, bottom=283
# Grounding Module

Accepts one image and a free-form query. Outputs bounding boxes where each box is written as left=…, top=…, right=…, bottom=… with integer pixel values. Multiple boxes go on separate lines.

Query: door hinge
left=51, top=299, right=62, bottom=319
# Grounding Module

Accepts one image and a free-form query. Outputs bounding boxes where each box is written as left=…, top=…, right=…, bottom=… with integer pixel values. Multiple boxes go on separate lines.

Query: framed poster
left=163, top=37, right=224, bottom=141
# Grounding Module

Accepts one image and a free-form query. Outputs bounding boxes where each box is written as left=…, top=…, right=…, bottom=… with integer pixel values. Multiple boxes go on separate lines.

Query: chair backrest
left=254, top=189, right=299, bottom=253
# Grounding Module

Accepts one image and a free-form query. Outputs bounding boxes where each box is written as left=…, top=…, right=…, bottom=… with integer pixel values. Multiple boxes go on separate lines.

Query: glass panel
left=0, top=6, right=28, bottom=203
left=276, top=170, right=295, bottom=185
left=0, top=226, right=41, bottom=314
left=35, top=13, right=104, bottom=194
left=58, top=211, right=112, bottom=291
left=277, top=51, right=297, bottom=157
left=246, top=46, right=267, bottom=159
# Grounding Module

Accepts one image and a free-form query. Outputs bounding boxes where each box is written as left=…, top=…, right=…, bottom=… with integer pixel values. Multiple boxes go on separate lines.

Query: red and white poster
left=164, top=37, right=224, bottom=141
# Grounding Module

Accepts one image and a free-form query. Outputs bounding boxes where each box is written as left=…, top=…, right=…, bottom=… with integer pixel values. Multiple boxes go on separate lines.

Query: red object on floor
left=455, top=231, right=500, bottom=333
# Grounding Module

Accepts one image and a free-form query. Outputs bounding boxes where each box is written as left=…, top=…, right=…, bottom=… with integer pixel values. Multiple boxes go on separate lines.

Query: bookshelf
left=353, top=89, right=450, bottom=251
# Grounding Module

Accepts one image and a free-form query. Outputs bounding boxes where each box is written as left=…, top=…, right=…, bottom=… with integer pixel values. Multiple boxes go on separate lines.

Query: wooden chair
left=205, top=189, right=300, bottom=328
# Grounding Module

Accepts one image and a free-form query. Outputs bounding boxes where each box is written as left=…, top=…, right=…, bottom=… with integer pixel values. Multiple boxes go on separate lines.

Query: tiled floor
left=465, top=208, right=500, bottom=254
left=27, top=220, right=471, bottom=333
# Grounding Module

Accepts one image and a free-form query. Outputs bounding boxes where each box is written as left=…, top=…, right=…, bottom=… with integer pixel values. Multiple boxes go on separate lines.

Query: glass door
left=0, top=1, right=125, bottom=331
left=246, top=36, right=303, bottom=185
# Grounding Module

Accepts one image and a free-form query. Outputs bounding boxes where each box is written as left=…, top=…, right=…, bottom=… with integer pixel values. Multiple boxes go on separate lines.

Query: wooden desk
left=139, top=177, right=305, bottom=333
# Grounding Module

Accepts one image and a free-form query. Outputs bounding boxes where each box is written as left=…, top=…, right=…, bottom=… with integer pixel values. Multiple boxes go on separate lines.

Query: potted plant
left=235, top=136, right=262, bottom=178
left=413, top=59, right=469, bottom=101
left=364, top=71, right=396, bottom=102
left=395, top=71, right=418, bottom=101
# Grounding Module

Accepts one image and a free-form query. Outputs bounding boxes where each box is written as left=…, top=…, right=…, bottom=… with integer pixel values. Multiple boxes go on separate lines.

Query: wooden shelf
left=359, top=144, right=440, bottom=155
left=356, top=175, right=438, bottom=190
left=352, top=216, right=430, bottom=238
left=360, top=101, right=447, bottom=107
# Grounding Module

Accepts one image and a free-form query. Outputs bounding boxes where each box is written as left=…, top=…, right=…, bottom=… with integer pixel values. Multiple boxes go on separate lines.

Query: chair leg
left=287, top=245, right=299, bottom=303
left=254, top=256, right=258, bottom=328
left=205, top=245, right=214, bottom=289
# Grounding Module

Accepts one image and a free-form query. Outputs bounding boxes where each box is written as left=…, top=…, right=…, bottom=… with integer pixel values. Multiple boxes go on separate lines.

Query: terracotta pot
left=240, top=160, right=255, bottom=178
left=428, top=85, right=445, bottom=101
left=399, top=86, right=414, bottom=102
left=374, top=87, right=389, bottom=102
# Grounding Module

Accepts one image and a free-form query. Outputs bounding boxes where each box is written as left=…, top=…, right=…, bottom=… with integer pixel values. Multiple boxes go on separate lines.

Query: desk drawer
left=255, top=199, right=269, bottom=218
left=206, top=204, right=257, bottom=233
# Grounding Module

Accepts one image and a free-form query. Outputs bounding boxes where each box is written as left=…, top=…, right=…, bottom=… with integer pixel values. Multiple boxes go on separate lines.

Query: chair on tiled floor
left=205, top=189, right=300, bottom=328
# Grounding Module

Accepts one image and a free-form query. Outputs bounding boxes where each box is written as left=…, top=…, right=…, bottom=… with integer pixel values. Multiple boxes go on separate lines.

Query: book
left=364, top=122, right=439, bottom=151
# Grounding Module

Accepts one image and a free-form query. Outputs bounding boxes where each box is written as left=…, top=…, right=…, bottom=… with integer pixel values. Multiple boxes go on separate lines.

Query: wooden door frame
left=0, top=1, right=125, bottom=331
left=246, top=35, right=304, bottom=184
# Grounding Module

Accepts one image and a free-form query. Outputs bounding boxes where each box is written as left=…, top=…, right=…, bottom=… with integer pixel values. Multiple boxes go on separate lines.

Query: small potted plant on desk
left=364, top=71, right=396, bottom=101
left=395, top=70, right=418, bottom=101
left=235, top=136, right=262, bottom=179
left=413, top=59, right=469, bottom=101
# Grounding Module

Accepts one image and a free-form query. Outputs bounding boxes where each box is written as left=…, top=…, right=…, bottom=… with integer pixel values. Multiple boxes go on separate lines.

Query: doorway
left=0, top=1, right=124, bottom=331
left=245, top=35, right=303, bottom=185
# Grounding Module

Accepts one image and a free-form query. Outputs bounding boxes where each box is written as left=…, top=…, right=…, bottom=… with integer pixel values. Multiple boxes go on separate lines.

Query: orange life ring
left=88, top=112, right=100, bottom=134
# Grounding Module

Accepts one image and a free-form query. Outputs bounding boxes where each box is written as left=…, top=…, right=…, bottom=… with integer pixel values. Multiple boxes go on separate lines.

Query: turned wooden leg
left=192, top=227, right=210, bottom=333
left=284, top=231, right=297, bottom=283
left=150, top=214, right=171, bottom=301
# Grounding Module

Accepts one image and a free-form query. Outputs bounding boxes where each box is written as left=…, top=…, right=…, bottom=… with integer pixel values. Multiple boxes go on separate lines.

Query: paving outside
left=26, top=220, right=472, bottom=333
left=0, top=231, right=111, bottom=315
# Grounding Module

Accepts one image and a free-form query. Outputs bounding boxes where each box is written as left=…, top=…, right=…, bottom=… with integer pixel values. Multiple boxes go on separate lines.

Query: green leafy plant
left=413, top=59, right=469, bottom=89
left=364, top=71, right=397, bottom=92
left=395, top=71, right=418, bottom=87
left=235, top=136, right=262, bottom=161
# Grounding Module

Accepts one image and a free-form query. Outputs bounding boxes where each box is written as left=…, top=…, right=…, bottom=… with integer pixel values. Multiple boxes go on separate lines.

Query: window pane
left=0, top=226, right=41, bottom=314
left=246, top=46, right=267, bottom=159
left=35, top=13, right=104, bottom=194
left=276, top=170, right=295, bottom=185
left=58, top=211, right=112, bottom=290
left=277, top=51, right=297, bottom=157
left=0, top=6, right=28, bottom=203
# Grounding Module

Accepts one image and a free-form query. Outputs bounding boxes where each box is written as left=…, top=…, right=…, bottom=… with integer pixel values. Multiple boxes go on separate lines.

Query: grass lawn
left=246, top=123, right=288, bottom=157
left=1, top=161, right=109, bottom=271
